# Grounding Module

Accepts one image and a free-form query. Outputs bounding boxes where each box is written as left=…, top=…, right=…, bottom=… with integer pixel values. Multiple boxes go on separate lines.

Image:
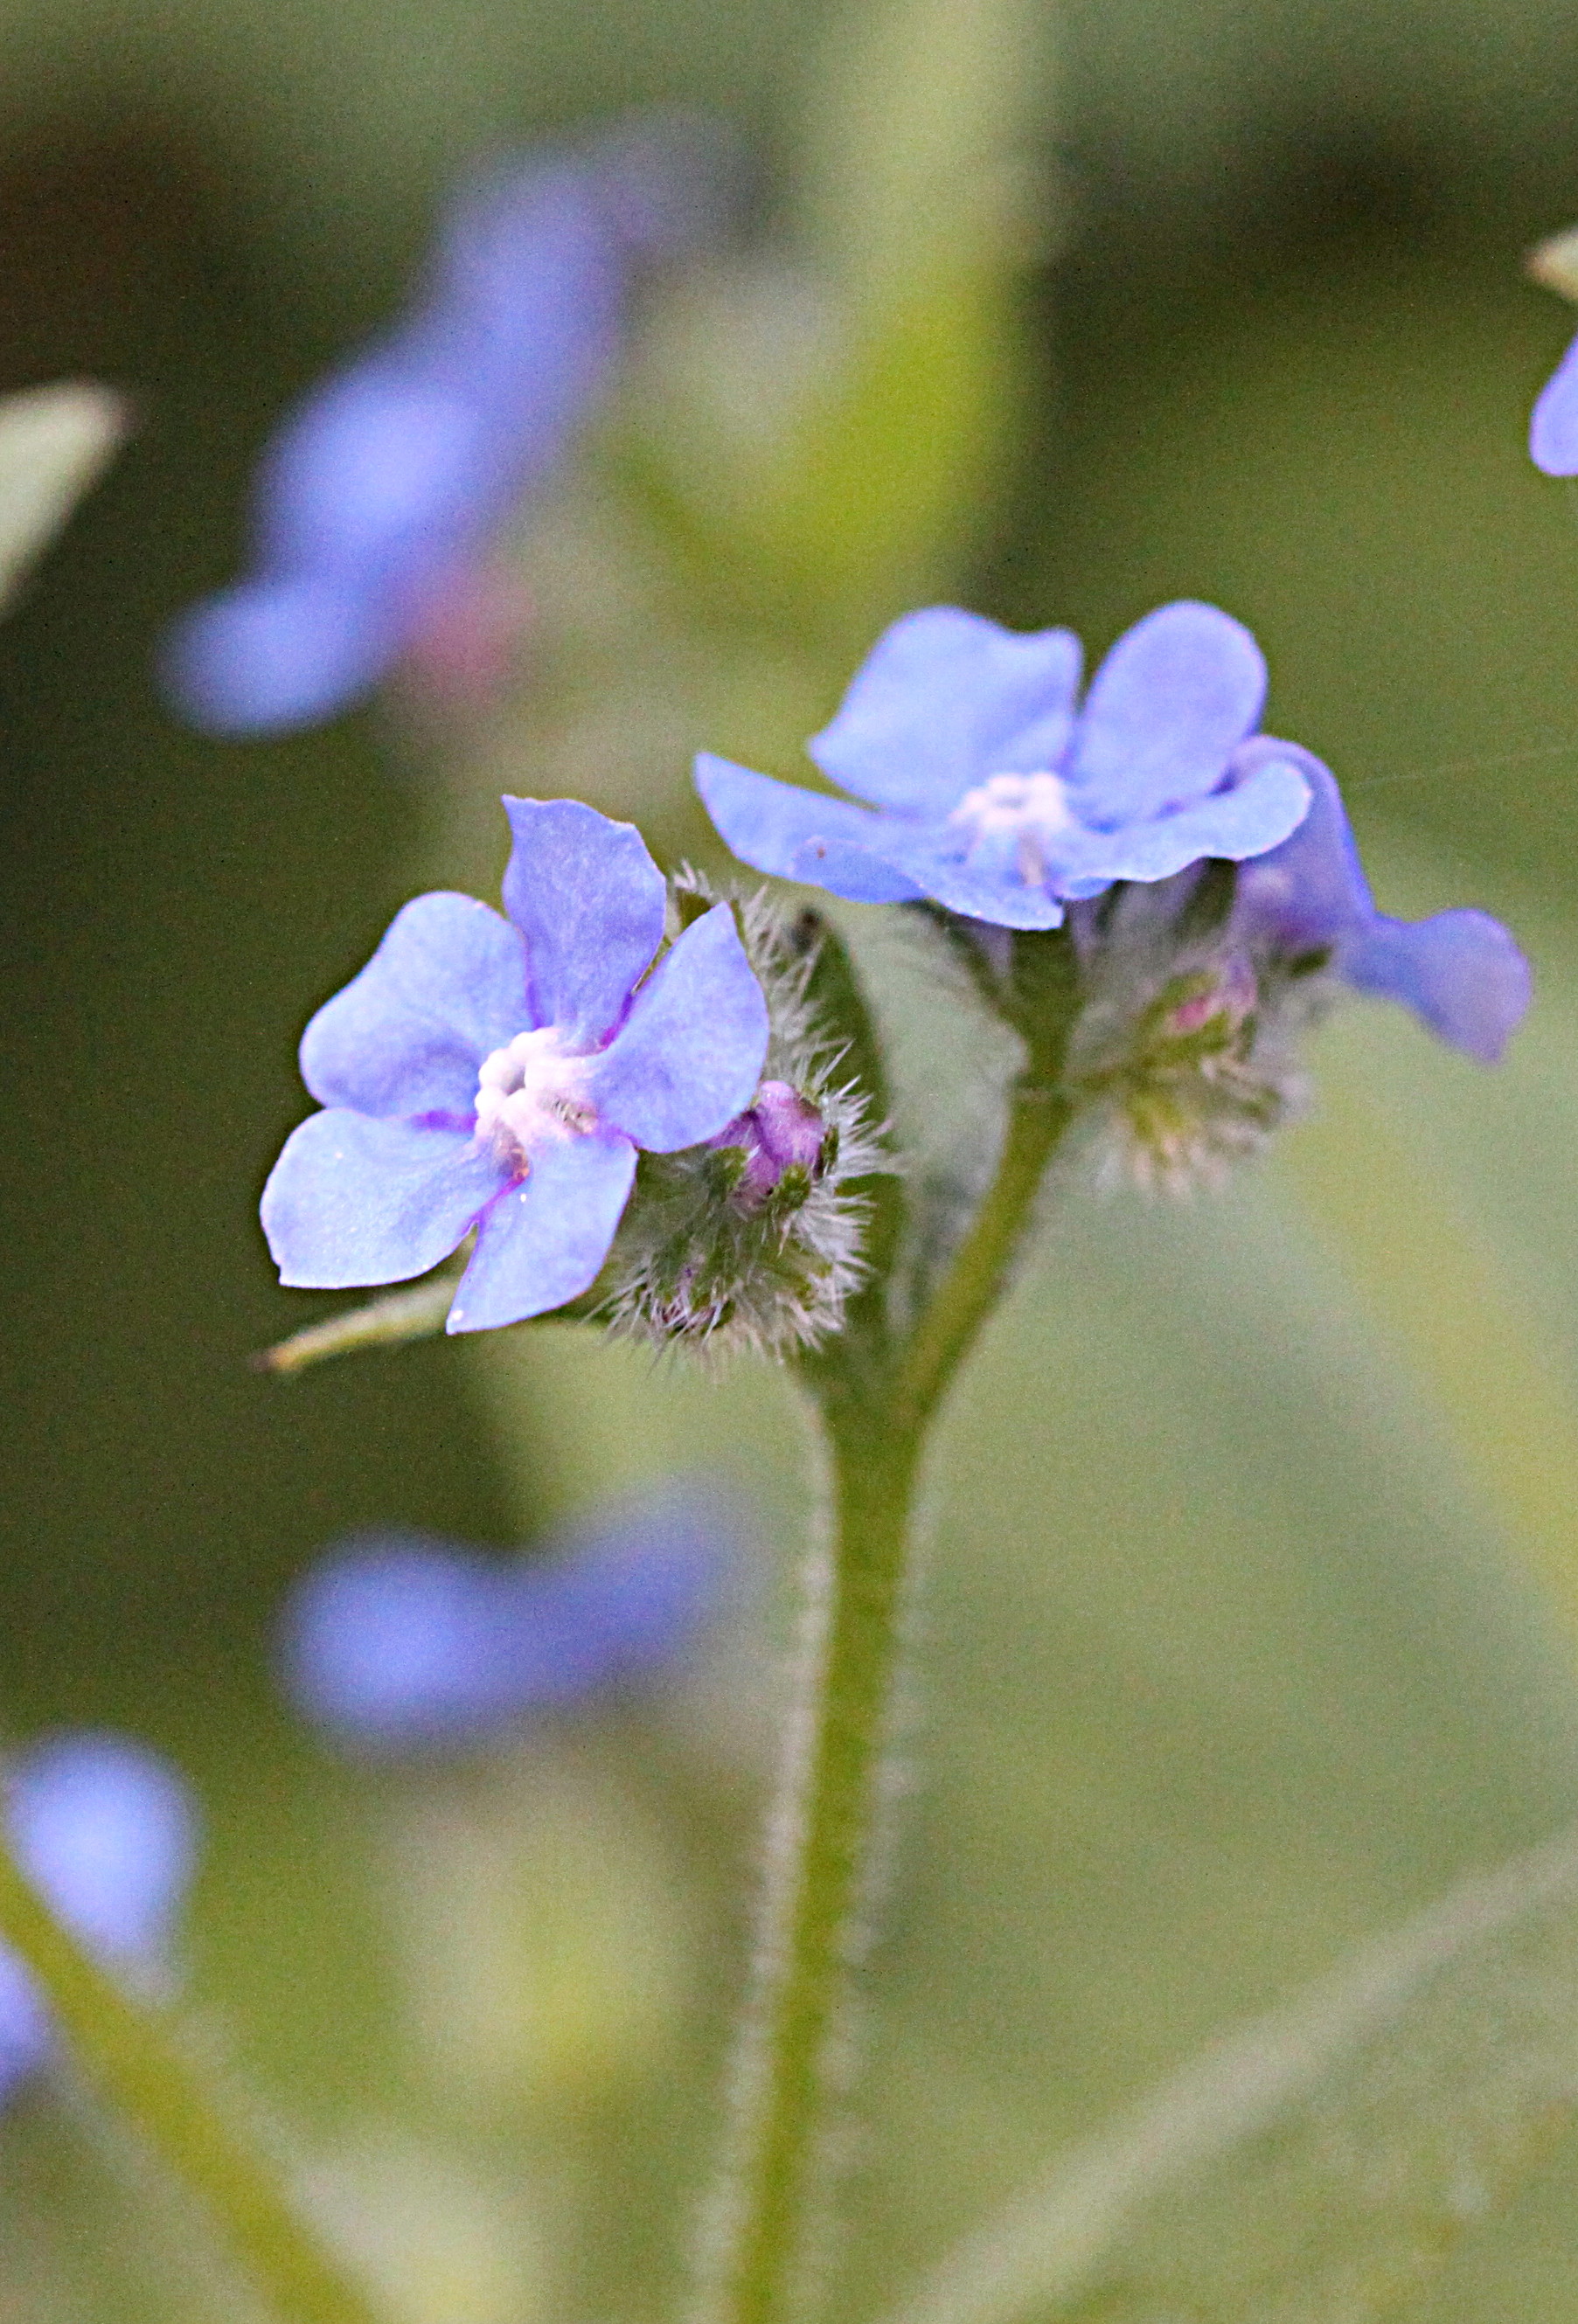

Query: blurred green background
left=6, top=0, right=1578, bottom=2316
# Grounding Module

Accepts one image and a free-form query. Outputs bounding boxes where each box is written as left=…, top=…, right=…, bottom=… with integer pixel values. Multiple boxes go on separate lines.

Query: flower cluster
left=261, top=592, right=1528, bottom=1326
left=262, top=798, right=769, bottom=1331
left=0, top=1735, right=197, bottom=2102
left=163, top=123, right=726, bottom=734
left=282, top=1491, right=735, bottom=1752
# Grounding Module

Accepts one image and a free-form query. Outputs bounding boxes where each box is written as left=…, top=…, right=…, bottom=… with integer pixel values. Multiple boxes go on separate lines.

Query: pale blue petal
left=284, top=1534, right=529, bottom=1744
left=259, top=362, right=501, bottom=580
left=589, top=903, right=769, bottom=1150
left=809, top=607, right=1083, bottom=814
left=1342, top=911, right=1533, bottom=1063
left=500, top=797, right=666, bottom=1044
left=0, top=1949, right=49, bottom=2099
left=1070, top=601, right=1267, bottom=822
left=10, top=1735, right=196, bottom=1963
left=861, top=824, right=1067, bottom=928
left=300, top=892, right=528, bottom=1117
left=1531, top=331, right=1578, bottom=476
left=1232, top=749, right=1371, bottom=953
left=1049, top=751, right=1311, bottom=888
left=159, top=576, right=400, bottom=734
left=695, top=754, right=926, bottom=903
left=447, top=1134, right=636, bottom=1331
left=424, top=160, right=623, bottom=436
left=262, top=1113, right=504, bottom=1288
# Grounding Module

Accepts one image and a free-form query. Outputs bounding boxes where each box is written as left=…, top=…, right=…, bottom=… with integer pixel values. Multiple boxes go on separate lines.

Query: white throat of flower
left=949, top=770, right=1077, bottom=887
left=474, top=1028, right=596, bottom=1170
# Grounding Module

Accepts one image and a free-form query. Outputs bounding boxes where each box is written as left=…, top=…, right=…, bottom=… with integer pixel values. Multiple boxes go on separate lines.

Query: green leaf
left=886, top=1823, right=1578, bottom=2324
left=0, top=381, right=128, bottom=616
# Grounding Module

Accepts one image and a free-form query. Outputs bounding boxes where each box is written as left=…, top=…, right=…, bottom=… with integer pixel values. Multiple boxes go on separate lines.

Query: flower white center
left=949, top=770, right=1077, bottom=885
left=474, top=1028, right=596, bottom=1169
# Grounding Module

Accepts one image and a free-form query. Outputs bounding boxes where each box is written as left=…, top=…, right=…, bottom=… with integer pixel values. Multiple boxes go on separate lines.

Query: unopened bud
left=711, top=1080, right=827, bottom=1204
left=1164, top=953, right=1257, bottom=1039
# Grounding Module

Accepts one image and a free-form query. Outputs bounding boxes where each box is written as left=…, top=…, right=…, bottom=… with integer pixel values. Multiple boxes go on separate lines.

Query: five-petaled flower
left=1229, top=741, right=1531, bottom=1061
left=696, top=600, right=1316, bottom=929
left=261, top=798, right=770, bottom=1331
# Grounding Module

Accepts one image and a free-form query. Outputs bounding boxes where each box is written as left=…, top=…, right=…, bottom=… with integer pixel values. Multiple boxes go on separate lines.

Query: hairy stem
left=704, top=1023, right=1080, bottom=2321
left=0, top=1833, right=384, bottom=2324
left=893, top=1072, right=1073, bottom=1433
left=698, top=1403, right=920, bottom=2324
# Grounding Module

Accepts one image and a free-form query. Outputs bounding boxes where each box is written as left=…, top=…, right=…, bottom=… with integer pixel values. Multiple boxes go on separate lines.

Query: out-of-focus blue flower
left=163, top=122, right=724, bottom=734
left=0, top=1733, right=198, bottom=2102
left=261, top=796, right=770, bottom=1332
left=1531, top=330, right=1578, bottom=475
left=282, top=1491, right=735, bottom=1752
left=1229, top=741, right=1531, bottom=1061
left=697, top=602, right=1315, bottom=929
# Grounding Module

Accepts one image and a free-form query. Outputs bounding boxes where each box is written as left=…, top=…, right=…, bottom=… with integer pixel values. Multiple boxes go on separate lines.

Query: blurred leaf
left=1526, top=225, right=1578, bottom=302
left=886, top=1821, right=1578, bottom=2324
left=1276, top=843, right=1578, bottom=1649
left=608, top=0, right=1051, bottom=655
left=0, top=381, right=127, bottom=617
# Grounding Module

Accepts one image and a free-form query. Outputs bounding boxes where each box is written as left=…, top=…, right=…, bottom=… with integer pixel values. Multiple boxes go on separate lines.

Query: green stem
left=894, top=1073, right=1073, bottom=1433
left=0, top=1832, right=385, bottom=2324
left=704, top=1065, right=1077, bottom=2324
left=699, top=1403, right=921, bottom=2324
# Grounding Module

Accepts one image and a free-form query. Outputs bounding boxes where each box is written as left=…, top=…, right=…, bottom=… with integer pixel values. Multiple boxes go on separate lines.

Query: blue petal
left=447, top=1133, right=636, bottom=1331
left=862, top=823, right=1067, bottom=928
left=535, top=1490, right=731, bottom=1691
left=1341, top=911, right=1533, bottom=1063
left=695, top=754, right=926, bottom=903
left=0, top=1948, right=50, bottom=2100
left=159, top=576, right=401, bottom=734
left=1048, top=751, right=1311, bottom=888
left=9, top=1734, right=197, bottom=1963
left=588, top=902, right=769, bottom=1150
left=423, top=161, right=623, bottom=443
left=808, top=607, right=1083, bottom=815
left=283, top=1533, right=532, bottom=1745
left=282, top=1493, right=731, bottom=1751
left=1232, top=748, right=1372, bottom=953
left=261, top=1113, right=504, bottom=1289
left=258, top=360, right=502, bottom=581
left=300, top=892, right=528, bottom=1118
left=500, top=797, right=667, bottom=1045
left=1531, top=331, right=1578, bottom=475
left=1070, top=602, right=1267, bottom=822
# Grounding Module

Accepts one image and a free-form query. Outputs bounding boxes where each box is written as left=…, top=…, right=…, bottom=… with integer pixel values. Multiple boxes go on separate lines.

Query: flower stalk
left=699, top=928, right=1081, bottom=2324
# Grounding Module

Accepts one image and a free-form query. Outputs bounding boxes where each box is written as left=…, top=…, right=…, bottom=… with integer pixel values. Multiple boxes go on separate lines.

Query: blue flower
left=1531, top=330, right=1578, bottom=474
left=163, top=124, right=721, bottom=734
left=696, top=601, right=1315, bottom=929
left=1229, top=740, right=1531, bottom=1061
left=0, top=1734, right=197, bottom=2101
left=282, top=1490, right=734, bottom=1752
left=261, top=797, right=770, bottom=1332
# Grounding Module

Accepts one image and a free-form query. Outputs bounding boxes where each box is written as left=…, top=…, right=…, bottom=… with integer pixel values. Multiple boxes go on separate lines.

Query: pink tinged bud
left=1167, top=953, right=1257, bottom=1037
left=712, top=1079, right=825, bottom=1200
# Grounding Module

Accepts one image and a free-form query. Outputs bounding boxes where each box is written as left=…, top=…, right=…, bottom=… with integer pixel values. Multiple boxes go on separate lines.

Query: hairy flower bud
left=1065, top=872, right=1314, bottom=1193
left=710, top=1080, right=829, bottom=1204
left=589, top=878, right=888, bottom=1354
